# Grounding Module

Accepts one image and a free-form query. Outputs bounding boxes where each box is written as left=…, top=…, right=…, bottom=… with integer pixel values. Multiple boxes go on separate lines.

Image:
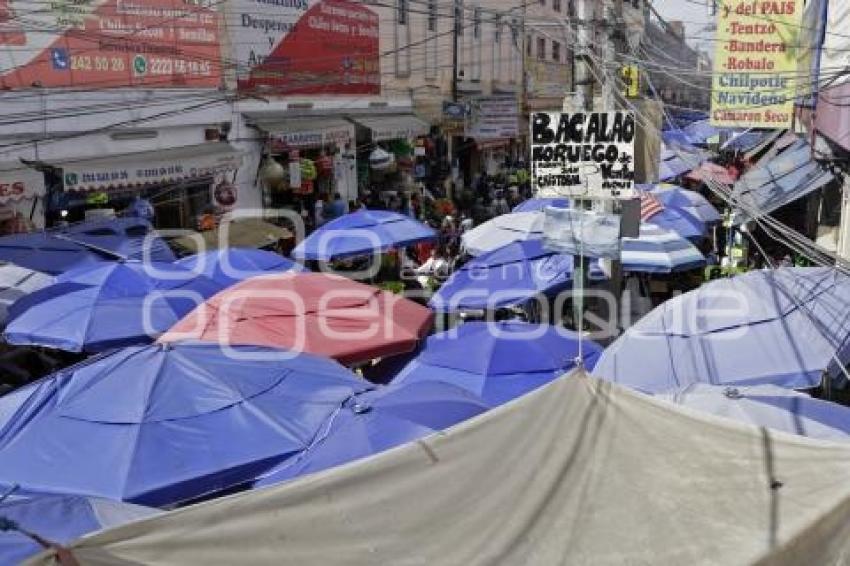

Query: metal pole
left=452, top=0, right=459, bottom=104
left=571, top=0, right=593, bottom=336
left=601, top=0, right=623, bottom=337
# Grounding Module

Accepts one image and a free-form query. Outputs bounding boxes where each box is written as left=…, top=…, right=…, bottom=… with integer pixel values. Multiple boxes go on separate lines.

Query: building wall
left=642, top=18, right=710, bottom=111
left=374, top=0, right=525, bottom=115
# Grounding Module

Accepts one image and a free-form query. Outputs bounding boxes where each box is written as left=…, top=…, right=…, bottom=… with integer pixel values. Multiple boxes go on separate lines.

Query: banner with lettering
left=530, top=111, right=636, bottom=200
left=0, top=0, right=222, bottom=89
left=710, top=1, right=802, bottom=128
left=230, top=0, right=380, bottom=95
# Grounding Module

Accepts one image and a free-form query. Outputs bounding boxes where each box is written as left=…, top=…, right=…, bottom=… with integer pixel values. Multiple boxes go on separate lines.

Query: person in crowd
left=493, top=190, right=510, bottom=216
left=459, top=213, right=474, bottom=234
left=127, top=195, right=155, bottom=222
left=314, top=195, right=327, bottom=228
left=324, top=192, right=346, bottom=221
left=415, top=247, right=449, bottom=289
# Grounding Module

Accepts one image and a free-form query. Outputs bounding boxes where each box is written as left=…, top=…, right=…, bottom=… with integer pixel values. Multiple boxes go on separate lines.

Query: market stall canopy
left=351, top=115, right=430, bottom=142
left=461, top=211, right=545, bottom=257
left=31, top=370, right=850, bottom=566
left=511, top=198, right=569, bottom=213
left=656, top=384, right=850, bottom=442
left=61, top=217, right=176, bottom=262
left=0, top=232, right=114, bottom=275
left=684, top=161, right=739, bottom=186
left=161, top=273, right=434, bottom=366
left=0, top=163, right=45, bottom=204
left=176, top=248, right=306, bottom=288
left=647, top=184, right=722, bottom=224
left=250, top=117, right=355, bottom=149
left=393, top=321, right=603, bottom=407
left=681, top=119, right=720, bottom=146
left=658, top=144, right=708, bottom=181
left=593, top=268, right=850, bottom=392
left=732, top=140, right=834, bottom=225
left=292, top=210, right=437, bottom=262
left=0, top=262, right=52, bottom=327
left=0, top=342, right=369, bottom=507
left=640, top=205, right=705, bottom=240
left=254, top=381, right=488, bottom=488
left=621, top=223, right=706, bottom=273
left=58, top=143, right=242, bottom=192
left=429, top=240, right=605, bottom=313
left=169, top=219, right=293, bottom=255
left=721, top=129, right=780, bottom=153
left=4, top=261, right=223, bottom=353
left=0, top=494, right=157, bottom=565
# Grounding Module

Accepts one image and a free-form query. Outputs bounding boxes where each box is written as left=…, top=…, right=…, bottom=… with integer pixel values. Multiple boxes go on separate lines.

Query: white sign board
left=531, top=111, right=637, bottom=200
left=466, top=96, right=519, bottom=140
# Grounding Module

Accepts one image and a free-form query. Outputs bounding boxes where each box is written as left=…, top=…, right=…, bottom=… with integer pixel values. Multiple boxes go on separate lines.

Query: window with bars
left=552, top=40, right=561, bottom=62
left=428, top=0, right=437, bottom=31
left=553, top=0, right=561, bottom=11
left=537, top=37, right=545, bottom=60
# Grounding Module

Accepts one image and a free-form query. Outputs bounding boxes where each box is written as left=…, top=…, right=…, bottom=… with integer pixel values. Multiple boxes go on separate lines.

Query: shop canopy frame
left=352, top=115, right=430, bottom=142
left=55, top=143, right=243, bottom=193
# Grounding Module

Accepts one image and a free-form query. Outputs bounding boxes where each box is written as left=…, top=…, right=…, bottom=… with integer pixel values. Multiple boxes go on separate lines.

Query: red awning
left=161, top=272, right=433, bottom=366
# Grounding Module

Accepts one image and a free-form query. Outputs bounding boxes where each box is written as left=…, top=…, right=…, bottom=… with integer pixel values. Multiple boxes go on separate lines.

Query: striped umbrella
left=621, top=224, right=706, bottom=274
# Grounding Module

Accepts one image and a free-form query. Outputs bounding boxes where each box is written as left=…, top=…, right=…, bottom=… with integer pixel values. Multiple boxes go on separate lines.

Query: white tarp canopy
left=28, top=371, right=850, bottom=565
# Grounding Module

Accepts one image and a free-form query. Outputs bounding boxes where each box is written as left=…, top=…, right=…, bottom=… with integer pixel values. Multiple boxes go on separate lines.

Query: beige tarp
left=29, top=371, right=850, bottom=565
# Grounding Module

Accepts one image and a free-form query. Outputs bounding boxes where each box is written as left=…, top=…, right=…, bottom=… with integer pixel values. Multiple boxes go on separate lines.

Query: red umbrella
left=685, top=162, right=739, bottom=186
left=161, top=273, right=433, bottom=366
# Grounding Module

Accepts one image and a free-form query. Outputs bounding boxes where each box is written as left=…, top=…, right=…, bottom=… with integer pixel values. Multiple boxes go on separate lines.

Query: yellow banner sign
left=710, top=1, right=802, bottom=129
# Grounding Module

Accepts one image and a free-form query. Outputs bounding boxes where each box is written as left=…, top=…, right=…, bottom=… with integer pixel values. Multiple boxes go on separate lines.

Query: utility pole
left=452, top=0, right=459, bottom=104
left=571, top=0, right=593, bottom=334
left=601, top=0, right=624, bottom=337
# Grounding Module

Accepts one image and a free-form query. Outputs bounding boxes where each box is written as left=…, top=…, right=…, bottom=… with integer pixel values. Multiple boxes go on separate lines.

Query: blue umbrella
left=253, top=381, right=488, bottom=488
left=4, top=261, right=223, bottom=352
left=393, top=321, right=603, bottom=407
left=0, top=493, right=156, bottom=565
left=593, top=268, right=850, bottom=392
left=656, top=384, right=850, bottom=442
left=292, top=210, right=437, bottom=261
left=429, top=240, right=605, bottom=313
left=649, top=184, right=722, bottom=224
left=512, top=198, right=570, bottom=213
left=682, top=119, right=720, bottom=145
left=642, top=207, right=704, bottom=239
left=621, top=223, right=706, bottom=273
left=176, top=248, right=306, bottom=288
left=0, top=342, right=370, bottom=507
left=62, top=217, right=175, bottom=263
left=0, top=232, right=111, bottom=275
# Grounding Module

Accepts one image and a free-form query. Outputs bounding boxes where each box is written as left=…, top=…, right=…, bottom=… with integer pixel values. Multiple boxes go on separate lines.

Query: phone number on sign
left=71, top=56, right=213, bottom=76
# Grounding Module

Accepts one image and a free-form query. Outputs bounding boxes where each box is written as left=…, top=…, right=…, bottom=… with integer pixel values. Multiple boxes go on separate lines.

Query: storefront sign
left=710, top=1, right=802, bottom=128
left=63, top=147, right=242, bottom=191
left=231, top=0, right=379, bottom=95
left=0, top=166, right=45, bottom=204
left=530, top=111, right=636, bottom=200
left=0, top=0, right=222, bottom=89
left=465, top=96, right=519, bottom=140
left=272, top=127, right=352, bottom=150
left=442, top=101, right=466, bottom=136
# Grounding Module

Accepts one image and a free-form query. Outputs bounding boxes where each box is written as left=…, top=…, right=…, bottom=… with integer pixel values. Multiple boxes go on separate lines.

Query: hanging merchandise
left=370, top=147, right=396, bottom=172
left=300, top=158, right=317, bottom=182
left=315, top=153, right=333, bottom=177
